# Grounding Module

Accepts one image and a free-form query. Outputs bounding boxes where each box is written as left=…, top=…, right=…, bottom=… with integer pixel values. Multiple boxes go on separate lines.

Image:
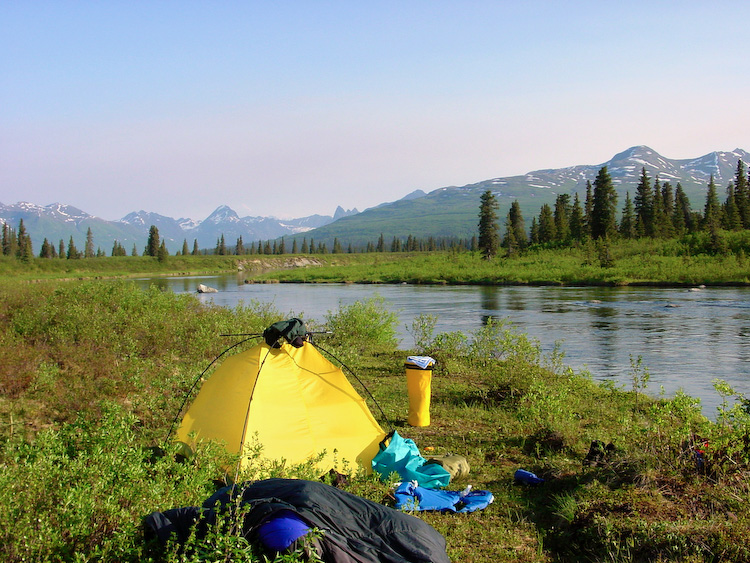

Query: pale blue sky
left=2, top=1, right=749, bottom=220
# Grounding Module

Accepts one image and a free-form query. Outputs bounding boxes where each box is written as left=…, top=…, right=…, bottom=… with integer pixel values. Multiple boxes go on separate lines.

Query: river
left=137, top=275, right=750, bottom=419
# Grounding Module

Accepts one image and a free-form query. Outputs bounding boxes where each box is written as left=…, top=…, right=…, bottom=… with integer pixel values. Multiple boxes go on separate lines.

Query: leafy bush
left=323, top=296, right=398, bottom=353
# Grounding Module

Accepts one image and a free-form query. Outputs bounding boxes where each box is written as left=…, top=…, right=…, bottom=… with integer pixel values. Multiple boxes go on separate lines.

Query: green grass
left=1, top=279, right=749, bottom=561
left=0, top=255, right=243, bottom=281
left=252, top=239, right=750, bottom=286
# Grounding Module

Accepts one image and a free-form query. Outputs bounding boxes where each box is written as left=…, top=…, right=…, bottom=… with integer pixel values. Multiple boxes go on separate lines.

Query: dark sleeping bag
left=144, top=478, right=451, bottom=563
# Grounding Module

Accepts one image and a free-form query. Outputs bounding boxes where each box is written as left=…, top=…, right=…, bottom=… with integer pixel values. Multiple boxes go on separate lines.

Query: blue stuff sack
left=371, top=431, right=451, bottom=489
left=394, top=481, right=494, bottom=513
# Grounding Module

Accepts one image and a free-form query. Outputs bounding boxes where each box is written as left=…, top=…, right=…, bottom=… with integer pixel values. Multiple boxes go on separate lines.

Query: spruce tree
left=301, top=238, right=308, bottom=253
left=182, top=239, right=190, bottom=255
left=703, top=175, right=721, bottom=230
left=553, top=194, right=571, bottom=243
left=529, top=217, right=539, bottom=244
left=192, top=240, right=199, bottom=255
left=569, top=193, right=584, bottom=241
left=292, top=239, right=299, bottom=254
left=619, top=192, right=636, bottom=239
left=59, top=239, right=65, bottom=258
left=477, top=189, right=500, bottom=259
left=16, top=219, right=33, bottom=261
left=157, top=240, right=169, bottom=262
left=651, top=176, right=666, bottom=237
left=509, top=200, right=527, bottom=248
left=376, top=233, right=385, bottom=253
left=1, top=223, right=9, bottom=255
left=503, top=221, right=518, bottom=257
left=673, top=183, right=692, bottom=234
left=145, top=226, right=160, bottom=257
left=634, top=167, right=653, bottom=237
left=661, top=181, right=675, bottom=238
left=583, top=181, right=594, bottom=238
left=111, top=240, right=127, bottom=256
left=2, top=223, right=17, bottom=256
left=67, top=236, right=79, bottom=259
left=40, top=238, right=54, bottom=258
left=590, top=166, right=618, bottom=240
left=279, top=238, right=286, bottom=255
left=537, top=204, right=556, bottom=244
left=734, top=159, right=750, bottom=228
left=722, top=184, right=742, bottom=230
left=216, top=235, right=227, bottom=255
left=84, top=227, right=95, bottom=258
left=131, top=244, right=138, bottom=256
left=235, top=236, right=244, bottom=255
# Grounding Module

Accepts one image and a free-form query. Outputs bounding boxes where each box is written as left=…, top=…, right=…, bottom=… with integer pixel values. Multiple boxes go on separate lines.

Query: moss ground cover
left=0, top=277, right=749, bottom=561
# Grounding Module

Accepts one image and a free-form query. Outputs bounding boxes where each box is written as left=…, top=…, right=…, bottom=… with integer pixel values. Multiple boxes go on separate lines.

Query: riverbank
left=248, top=241, right=750, bottom=287
left=5, top=236, right=750, bottom=287
left=0, top=279, right=749, bottom=561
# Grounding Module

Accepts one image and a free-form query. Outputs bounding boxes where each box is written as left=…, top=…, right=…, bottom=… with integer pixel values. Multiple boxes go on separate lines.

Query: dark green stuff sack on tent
left=263, top=318, right=308, bottom=348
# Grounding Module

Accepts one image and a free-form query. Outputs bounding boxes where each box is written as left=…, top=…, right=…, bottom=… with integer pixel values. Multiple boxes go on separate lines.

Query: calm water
left=137, top=275, right=750, bottom=418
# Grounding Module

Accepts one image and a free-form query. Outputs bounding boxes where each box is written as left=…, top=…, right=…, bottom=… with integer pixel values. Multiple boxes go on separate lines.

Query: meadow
left=248, top=236, right=750, bottom=286
left=1, top=274, right=749, bottom=562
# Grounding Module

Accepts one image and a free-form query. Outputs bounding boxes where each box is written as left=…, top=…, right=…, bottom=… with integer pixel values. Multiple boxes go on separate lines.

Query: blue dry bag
left=371, top=431, right=451, bottom=489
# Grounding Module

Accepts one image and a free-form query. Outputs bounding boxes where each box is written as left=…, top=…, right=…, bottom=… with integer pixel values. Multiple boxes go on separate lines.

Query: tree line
left=478, top=160, right=750, bottom=259
left=1, top=221, right=476, bottom=260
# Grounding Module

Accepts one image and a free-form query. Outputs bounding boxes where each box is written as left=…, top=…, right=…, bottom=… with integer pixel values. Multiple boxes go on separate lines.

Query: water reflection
left=504, top=288, right=527, bottom=311
left=479, top=286, right=499, bottom=314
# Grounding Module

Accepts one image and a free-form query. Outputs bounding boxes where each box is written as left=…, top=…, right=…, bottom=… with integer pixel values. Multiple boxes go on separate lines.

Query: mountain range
left=2, top=145, right=747, bottom=254
left=0, top=201, right=358, bottom=254
left=282, top=145, right=749, bottom=247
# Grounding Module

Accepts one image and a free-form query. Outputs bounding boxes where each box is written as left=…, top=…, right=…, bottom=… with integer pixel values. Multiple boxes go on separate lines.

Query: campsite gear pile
left=405, top=355, right=436, bottom=427
left=175, top=319, right=386, bottom=476
left=144, top=478, right=451, bottom=563
left=161, top=319, right=488, bottom=560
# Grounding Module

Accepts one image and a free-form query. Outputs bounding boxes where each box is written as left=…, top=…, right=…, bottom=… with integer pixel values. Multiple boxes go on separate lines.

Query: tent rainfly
left=176, top=337, right=386, bottom=474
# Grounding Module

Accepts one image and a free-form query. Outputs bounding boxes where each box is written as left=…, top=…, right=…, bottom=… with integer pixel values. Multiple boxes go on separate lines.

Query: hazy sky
left=3, top=2, right=749, bottom=221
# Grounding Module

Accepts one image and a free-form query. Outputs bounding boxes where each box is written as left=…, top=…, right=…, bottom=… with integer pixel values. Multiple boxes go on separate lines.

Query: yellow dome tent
left=176, top=337, right=386, bottom=475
